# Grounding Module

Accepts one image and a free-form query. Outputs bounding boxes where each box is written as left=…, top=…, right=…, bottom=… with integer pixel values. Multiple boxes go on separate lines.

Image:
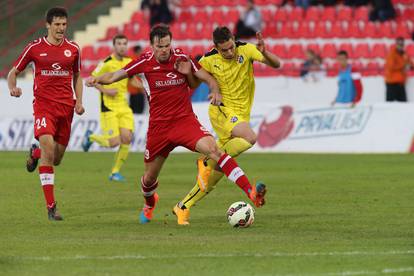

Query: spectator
left=128, top=45, right=146, bottom=113
left=141, top=0, right=174, bottom=27
left=332, top=50, right=363, bottom=107
left=384, top=37, right=414, bottom=102
left=369, top=0, right=396, bottom=22
left=235, top=0, right=262, bottom=40
left=300, top=49, right=323, bottom=82
left=295, top=0, right=310, bottom=9
left=344, top=0, right=369, bottom=6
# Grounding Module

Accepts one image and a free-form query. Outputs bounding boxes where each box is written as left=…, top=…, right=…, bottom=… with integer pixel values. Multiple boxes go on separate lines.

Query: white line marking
left=6, top=249, right=414, bottom=261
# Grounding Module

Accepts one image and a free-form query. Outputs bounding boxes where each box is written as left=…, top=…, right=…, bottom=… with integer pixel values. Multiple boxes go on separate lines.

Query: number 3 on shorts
left=35, top=117, right=47, bottom=130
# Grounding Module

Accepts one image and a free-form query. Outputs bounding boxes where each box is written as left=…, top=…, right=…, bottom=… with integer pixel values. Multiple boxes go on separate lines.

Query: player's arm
left=7, top=67, right=23, bottom=97
left=86, top=69, right=128, bottom=87
left=73, top=72, right=85, bottom=115
left=256, top=32, right=281, bottom=69
left=194, top=68, right=222, bottom=106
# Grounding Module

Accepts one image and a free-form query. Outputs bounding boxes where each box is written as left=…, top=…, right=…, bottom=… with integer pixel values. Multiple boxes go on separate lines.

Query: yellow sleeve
left=245, top=43, right=264, bottom=63
left=199, top=56, right=212, bottom=73
left=91, top=60, right=108, bottom=77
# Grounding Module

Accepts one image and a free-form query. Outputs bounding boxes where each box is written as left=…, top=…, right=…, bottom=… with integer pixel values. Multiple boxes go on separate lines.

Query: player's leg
left=139, top=155, right=166, bottom=224
left=82, top=111, right=120, bottom=151
left=195, top=135, right=266, bottom=208
left=110, top=109, right=134, bottom=181
left=38, top=134, right=62, bottom=221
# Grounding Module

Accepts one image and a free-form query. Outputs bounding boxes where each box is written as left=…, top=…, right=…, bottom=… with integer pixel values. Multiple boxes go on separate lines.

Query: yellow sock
left=90, top=134, right=110, bottom=147
left=180, top=138, right=252, bottom=209
left=111, top=144, right=130, bottom=174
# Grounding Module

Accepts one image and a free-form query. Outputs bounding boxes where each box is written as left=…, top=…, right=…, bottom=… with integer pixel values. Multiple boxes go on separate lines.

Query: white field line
left=6, top=249, right=414, bottom=261
left=282, top=267, right=414, bottom=276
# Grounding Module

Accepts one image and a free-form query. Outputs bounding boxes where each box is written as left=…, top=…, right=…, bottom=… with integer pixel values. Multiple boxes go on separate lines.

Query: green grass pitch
left=0, top=152, right=413, bottom=275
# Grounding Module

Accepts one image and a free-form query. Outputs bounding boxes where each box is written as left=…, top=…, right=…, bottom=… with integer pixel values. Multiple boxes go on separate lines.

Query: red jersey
left=14, top=36, right=81, bottom=107
left=124, top=48, right=201, bottom=122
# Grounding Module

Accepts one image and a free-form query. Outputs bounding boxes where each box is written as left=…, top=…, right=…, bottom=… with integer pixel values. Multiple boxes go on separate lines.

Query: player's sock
left=223, top=137, right=253, bottom=157
left=32, top=147, right=41, bottom=159
left=111, top=144, right=130, bottom=174
left=39, top=166, right=55, bottom=208
left=180, top=183, right=208, bottom=209
left=205, top=138, right=253, bottom=188
left=141, top=176, right=158, bottom=208
left=89, top=134, right=110, bottom=147
left=217, top=153, right=252, bottom=196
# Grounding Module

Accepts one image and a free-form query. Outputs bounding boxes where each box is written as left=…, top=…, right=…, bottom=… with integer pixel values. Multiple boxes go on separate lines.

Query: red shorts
left=144, top=115, right=212, bottom=162
left=33, top=99, right=74, bottom=146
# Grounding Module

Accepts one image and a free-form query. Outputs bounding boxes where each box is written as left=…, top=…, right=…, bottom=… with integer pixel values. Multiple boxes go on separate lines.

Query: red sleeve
left=124, top=56, right=147, bottom=77
left=351, top=68, right=363, bottom=103
left=14, top=40, right=38, bottom=71
left=73, top=43, right=81, bottom=73
left=189, top=56, right=202, bottom=72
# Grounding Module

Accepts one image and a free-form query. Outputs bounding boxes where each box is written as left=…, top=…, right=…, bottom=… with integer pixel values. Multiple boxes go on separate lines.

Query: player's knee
left=53, top=159, right=61, bottom=166
left=143, top=174, right=157, bottom=186
left=108, top=137, right=121, bottom=148
left=245, top=133, right=257, bottom=145
left=205, top=144, right=223, bottom=161
left=121, top=134, right=132, bottom=145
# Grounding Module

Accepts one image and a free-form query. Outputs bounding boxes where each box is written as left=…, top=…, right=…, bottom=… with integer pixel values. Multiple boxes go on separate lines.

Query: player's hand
left=75, top=101, right=85, bottom=115
left=256, top=32, right=266, bottom=54
left=85, top=76, right=98, bottom=87
left=209, top=92, right=222, bottom=106
left=174, top=58, right=192, bottom=75
left=10, top=87, right=22, bottom=97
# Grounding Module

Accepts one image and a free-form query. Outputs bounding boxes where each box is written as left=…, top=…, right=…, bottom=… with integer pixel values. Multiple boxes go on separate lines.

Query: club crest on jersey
left=231, top=116, right=239, bottom=123
left=64, top=50, right=72, bottom=57
left=237, top=55, right=244, bottom=64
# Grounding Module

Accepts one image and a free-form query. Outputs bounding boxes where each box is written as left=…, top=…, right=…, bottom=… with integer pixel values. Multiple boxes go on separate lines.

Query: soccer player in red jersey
left=86, top=24, right=265, bottom=224
left=7, top=7, right=85, bottom=221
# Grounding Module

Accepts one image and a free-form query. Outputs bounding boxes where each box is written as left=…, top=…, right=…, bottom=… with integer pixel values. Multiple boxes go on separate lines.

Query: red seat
left=362, top=22, right=379, bottom=38
left=272, top=44, right=288, bottom=59
left=394, top=21, right=410, bottom=39
left=131, top=11, right=146, bottom=25
left=314, top=22, right=329, bottom=38
left=326, top=61, right=340, bottom=77
left=178, top=10, right=192, bottom=23
left=278, top=22, right=294, bottom=39
left=288, top=7, right=304, bottom=22
left=371, top=43, right=387, bottom=59
left=296, top=22, right=312, bottom=38
left=96, top=46, right=112, bottom=59
left=347, top=22, right=363, bottom=38
left=354, top=43, right=370, bottom=59
left=287, top=44, right=304, bottom=59
left=364, top=62, right=379, bottom=76
left=262, top=9, right=274, bottom=23
left=274, top=8, right=288, bottom=22
left=227, top=9, right=240, bottom=23
left=331, top=21, right=345, bottom=38
left=305, top=7, right=320, bottom=22
left=262, top=23, right=278, bottom=38
left=191, top=45, right=206, bottom=57
left=321, top=7, right=336, bottom=22
left=81, top=46, right=95, bottom=60
left=407, top=44, right=414, bottom=56
left=193, top=10, right=209, bottom=23
left=337, top=6, right=352, bottom=21
left=306, top=43, right=320, bottom=54
left=354, top=7, right=369, bottom=21
left=105, top=26, right=120, bottom=41
left=321, top=43, right=337, bottom=59
left=211, top=10, right=226, bottom=25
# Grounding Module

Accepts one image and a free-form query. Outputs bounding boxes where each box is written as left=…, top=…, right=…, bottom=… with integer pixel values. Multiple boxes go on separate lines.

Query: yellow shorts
left=100, top=106, right=134, bottom=138
left=208, top=105, right=249, bottom=146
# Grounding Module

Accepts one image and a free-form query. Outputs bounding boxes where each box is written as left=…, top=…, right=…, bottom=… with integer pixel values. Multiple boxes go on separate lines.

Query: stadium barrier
left=1, top=79, right=413, bottom=153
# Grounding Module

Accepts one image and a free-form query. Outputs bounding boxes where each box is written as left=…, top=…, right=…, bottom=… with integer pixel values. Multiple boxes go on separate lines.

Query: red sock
left=141, top=176, right=158, bottom=208
left=39, top=166, right=55, bottom=208
left=217, top=153, right=252, bottom=196
left=32, top=148, right=41, bottom=159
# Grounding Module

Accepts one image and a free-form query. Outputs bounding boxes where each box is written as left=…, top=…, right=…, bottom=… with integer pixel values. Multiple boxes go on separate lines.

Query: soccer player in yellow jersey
left=82, top=34, right=138, bottom=181
left=174, top=26, right=281, bottom=225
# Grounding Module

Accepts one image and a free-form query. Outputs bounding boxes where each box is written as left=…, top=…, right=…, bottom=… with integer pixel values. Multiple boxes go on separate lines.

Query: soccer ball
left=226, top=201, right=255, bottom=228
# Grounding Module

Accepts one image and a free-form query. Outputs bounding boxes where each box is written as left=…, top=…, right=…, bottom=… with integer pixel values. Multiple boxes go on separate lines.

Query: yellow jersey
left=199, top=42, right=264, bottom=118
left=92, top=54, right=132, bottom=111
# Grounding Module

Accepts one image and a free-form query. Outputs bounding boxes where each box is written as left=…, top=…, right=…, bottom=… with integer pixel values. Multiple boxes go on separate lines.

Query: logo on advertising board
left=257, top=106, right=372, bottom=148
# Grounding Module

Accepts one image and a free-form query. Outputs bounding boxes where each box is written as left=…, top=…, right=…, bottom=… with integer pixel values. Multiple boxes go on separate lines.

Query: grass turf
left=0, top=152, right=413, bottom=275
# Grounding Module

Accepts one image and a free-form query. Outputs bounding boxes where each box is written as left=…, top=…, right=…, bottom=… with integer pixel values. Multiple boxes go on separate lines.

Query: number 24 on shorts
left=35, top=117, right=47, bottom=129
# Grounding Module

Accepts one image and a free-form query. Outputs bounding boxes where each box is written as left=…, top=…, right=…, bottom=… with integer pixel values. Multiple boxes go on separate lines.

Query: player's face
left=114, top=38, right=128, bottom=57
left=216, top=39, right=236, bottom=60
left=152, top=35, right=172, bottom=62
left=336, top=54, right=348, bottom=69
left=46, top=17, right=67, bottom=41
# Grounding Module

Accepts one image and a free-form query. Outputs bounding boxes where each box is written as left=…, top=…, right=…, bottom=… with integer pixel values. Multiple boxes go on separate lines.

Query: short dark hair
left=337, top=50, right=348, bottom=58
left=213, top=26, right=233, bottom=45
left=149, top=24, right=172, bottom=44
left=396, top=37, right=404, bottom=44
left=46, top=7, right=68, bottom=24
left=112, top=34, right=128, bottom=45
